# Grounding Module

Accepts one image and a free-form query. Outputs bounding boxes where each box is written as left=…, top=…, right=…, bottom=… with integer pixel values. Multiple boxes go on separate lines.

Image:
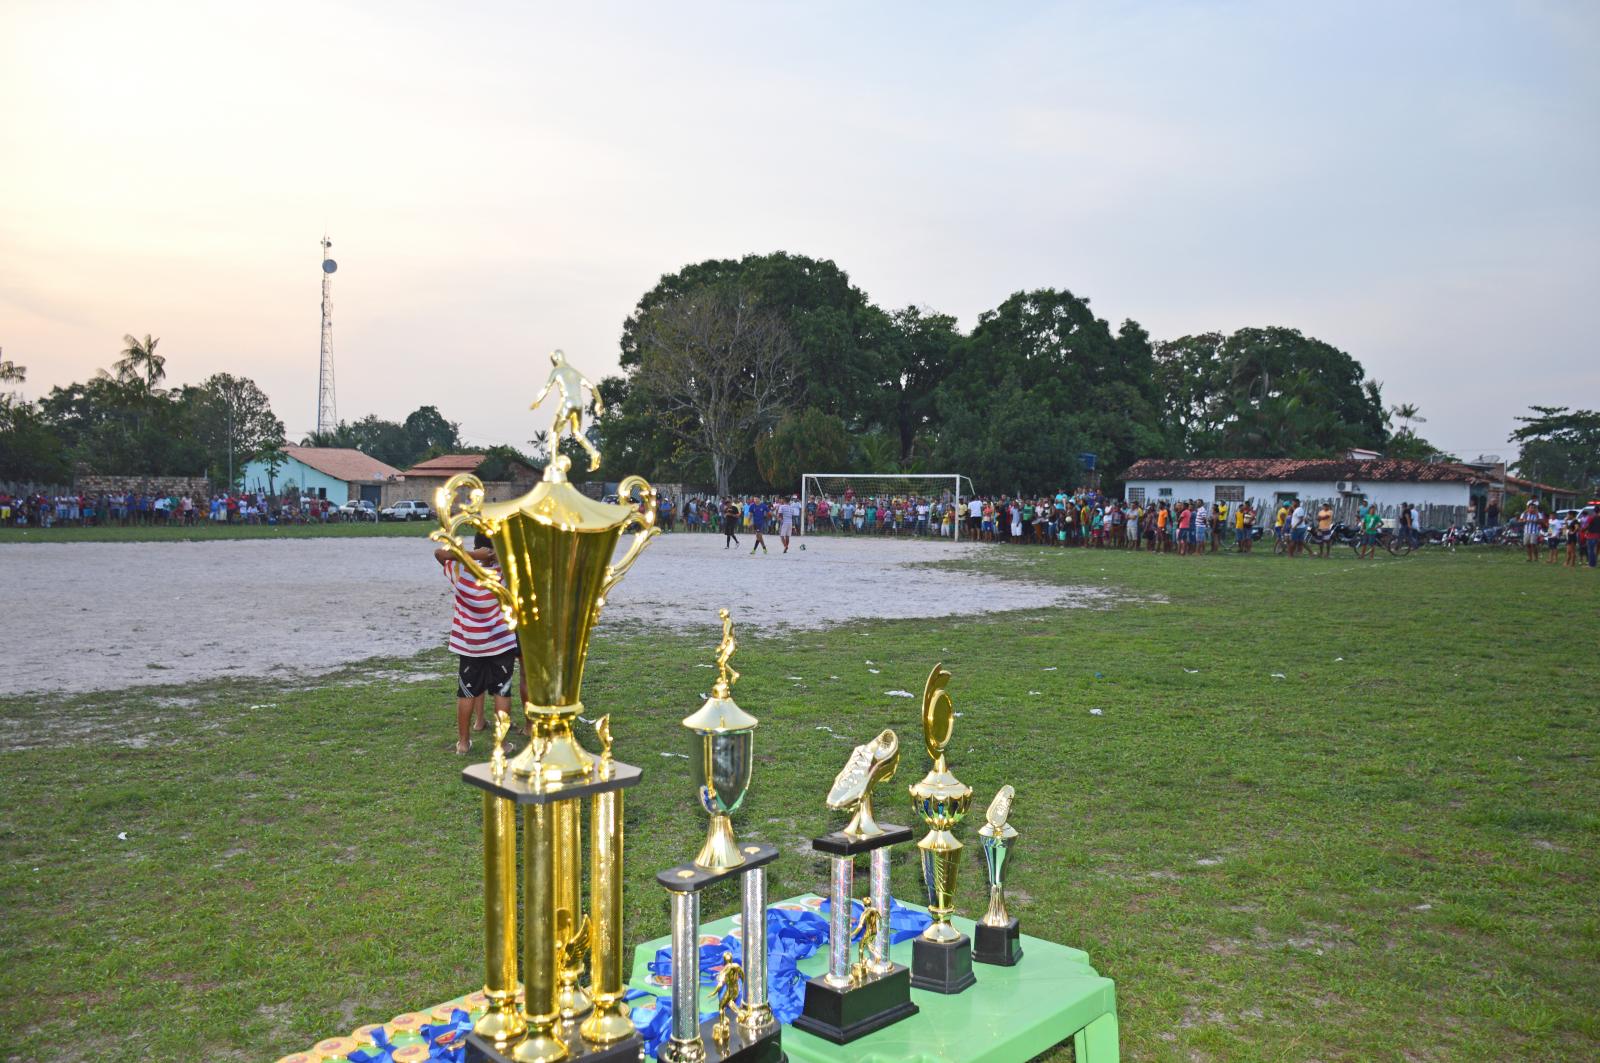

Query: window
left=1158, top=487, right=1172, bottom=497
left=1214, top=485, right=1245, bottom=503
left=1127, top=486, right=1146, bottom=503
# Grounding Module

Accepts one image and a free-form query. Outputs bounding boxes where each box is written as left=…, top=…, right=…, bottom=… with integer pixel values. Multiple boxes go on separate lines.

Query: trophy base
left=465, top=1026, right=644, bottom=1063
left=791, top=964, right=919, bottom=1044
left=692, top=1014, right=785, bottom=1063
left=973, top=918, right=1024, bottom=966
left=909, top=933, right=977, bottom=994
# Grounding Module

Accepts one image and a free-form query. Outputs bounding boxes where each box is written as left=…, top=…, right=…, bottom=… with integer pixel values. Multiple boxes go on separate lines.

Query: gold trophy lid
left=683, top=609, right=759, bottom=733
left=475, top=468, right=647, bottom=533
left=908, top=663, right=972, bottom=802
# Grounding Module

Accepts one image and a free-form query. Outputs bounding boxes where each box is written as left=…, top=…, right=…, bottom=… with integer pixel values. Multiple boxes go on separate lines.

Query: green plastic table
left=628, top=894, right=1118, bottom=1063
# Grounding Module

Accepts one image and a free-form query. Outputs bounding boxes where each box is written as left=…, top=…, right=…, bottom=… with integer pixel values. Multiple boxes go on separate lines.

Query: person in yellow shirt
left=1274, top=502, right=1290, bottom=550
left=1316, top=501, right=1335, bottom=558
left=1212, top=502, right=1228, bottom=553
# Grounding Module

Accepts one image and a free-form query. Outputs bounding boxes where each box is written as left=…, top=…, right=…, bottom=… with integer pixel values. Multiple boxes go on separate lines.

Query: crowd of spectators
left=1, top=490, right=349, bottom=528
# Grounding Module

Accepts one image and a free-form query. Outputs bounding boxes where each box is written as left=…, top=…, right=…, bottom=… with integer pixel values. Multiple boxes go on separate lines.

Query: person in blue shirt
left=747, top=497, right=769, bottom=554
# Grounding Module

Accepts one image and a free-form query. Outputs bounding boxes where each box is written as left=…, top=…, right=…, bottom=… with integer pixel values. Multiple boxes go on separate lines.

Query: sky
left=2, top=1, right=1596, bottom=461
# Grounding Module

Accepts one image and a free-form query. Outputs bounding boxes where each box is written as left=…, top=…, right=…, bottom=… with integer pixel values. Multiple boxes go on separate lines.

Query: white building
left=1121, top=458, right=1479, bottom=524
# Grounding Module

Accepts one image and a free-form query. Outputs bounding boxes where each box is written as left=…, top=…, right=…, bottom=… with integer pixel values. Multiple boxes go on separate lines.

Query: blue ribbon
left=347, top=1026, right=399, bottom=1063
left=817, top=896, right=933, bottom=944
left=630, top=995, right=718, bottom=1060
left=633, top=897, right=932, bottom=1051
left=419, top=1008, right=472, bottom=1062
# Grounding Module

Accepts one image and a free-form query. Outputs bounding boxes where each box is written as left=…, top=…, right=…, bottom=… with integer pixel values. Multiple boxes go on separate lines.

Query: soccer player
left=749, top=496, right=770, bottom=554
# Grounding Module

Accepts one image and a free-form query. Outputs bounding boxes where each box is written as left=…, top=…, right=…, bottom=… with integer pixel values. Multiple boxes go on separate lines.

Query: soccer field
left=1, top=547, right=1595, bottom=1061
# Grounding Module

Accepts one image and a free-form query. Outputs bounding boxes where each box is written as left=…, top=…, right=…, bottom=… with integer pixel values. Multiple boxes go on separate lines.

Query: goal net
left=800, top=473, right=974, bottom=541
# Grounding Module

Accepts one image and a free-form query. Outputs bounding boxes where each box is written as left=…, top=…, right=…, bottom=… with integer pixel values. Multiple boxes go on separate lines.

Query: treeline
left=0, top=336, right=286, bottom=484
left=0, top=337, right=518, bottom=485
left=594, top=252, right=1439, bottom=495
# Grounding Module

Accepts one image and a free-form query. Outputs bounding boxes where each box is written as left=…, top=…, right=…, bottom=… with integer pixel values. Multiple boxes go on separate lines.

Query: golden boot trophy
left=433, top=352, right=657, bottom=1063
left=656, top=611, right=781, bottom=1063
left=908, top=664, right=976, bottom=994
left=972, top=785, right=1024, bottom=966
left=793, top=730, right=920, bottom=1044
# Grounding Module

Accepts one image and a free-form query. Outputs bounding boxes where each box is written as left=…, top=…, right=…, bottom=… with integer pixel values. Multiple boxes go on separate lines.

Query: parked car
left=381, top=499, right=433, bottom=521
left=339, top=499, right=378, bottom=521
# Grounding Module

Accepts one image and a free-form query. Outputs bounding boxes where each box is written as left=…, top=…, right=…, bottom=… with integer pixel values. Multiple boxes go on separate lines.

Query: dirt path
left=4, top=534, right=1105, bottom=695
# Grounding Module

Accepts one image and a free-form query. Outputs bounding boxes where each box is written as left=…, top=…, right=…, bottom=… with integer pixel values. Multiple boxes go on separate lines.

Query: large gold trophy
left=907, top=663, right=976, bottom=994
left=434, top=350, right=658, bottom=1063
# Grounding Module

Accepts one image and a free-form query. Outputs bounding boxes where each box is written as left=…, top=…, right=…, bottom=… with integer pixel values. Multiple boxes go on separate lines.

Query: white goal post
left=799, top=473, right=975, bottom=541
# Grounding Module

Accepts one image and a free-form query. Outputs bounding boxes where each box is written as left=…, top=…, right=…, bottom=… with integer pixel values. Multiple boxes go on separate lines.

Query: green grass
left=2, top=547, right=1596, bottom=1061
left=0, top=520, right=433, bottom=544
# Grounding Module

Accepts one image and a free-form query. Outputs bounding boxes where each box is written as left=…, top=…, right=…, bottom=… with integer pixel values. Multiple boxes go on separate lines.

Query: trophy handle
left=429, top=473, right=520, bottom=628
left=601, top=474, right=659, bottom=596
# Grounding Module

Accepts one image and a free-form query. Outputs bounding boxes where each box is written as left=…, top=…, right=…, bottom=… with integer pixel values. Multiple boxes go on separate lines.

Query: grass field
left=0, top=521, right=433, bottom=544
left=2, top=547, right=1596, bottom=1061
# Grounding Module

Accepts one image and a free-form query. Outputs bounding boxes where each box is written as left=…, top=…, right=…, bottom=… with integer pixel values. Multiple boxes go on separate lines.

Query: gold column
left=477, top=792, right=525, bottom=1044
left=553, top=797, right=591, bottom=1019
left=514, top=802, right=566, bottom=1063
left=580, top=788, right=633, bottom=1045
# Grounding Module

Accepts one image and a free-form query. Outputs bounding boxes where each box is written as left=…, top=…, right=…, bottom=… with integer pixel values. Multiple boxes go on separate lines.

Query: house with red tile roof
left=1121, top=456, right=1479, bottom=523
left=239, top=446, right=400, bottom=504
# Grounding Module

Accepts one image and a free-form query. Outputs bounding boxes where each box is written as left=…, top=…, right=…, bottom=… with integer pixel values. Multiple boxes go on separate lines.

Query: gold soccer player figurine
left=531, top=348, right=604, bottom=472
left=711, top=952, right=744, bottom=1053
left=849, top=903, right=882, bottom=985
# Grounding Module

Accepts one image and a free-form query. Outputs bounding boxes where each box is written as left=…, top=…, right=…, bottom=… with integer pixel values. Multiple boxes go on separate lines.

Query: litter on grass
left=1270, top=673, right=1287, bottom=679
left=1089, top=708, right=1104, bottom=716
left=886, top=690, right=915, bottom=698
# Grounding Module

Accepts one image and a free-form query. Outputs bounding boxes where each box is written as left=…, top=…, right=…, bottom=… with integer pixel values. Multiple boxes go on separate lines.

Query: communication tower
left=317, top=236, right=339, bottom=436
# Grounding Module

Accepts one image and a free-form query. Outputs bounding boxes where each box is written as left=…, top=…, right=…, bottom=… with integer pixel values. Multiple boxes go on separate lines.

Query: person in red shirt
left=435, top=533, right=519, bottom=755
left=1177, top=503, right=1193, bottom=556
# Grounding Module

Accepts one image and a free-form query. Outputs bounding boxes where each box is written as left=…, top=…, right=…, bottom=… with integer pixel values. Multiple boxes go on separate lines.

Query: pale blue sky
left=2, top=1, right=1596, bottom=459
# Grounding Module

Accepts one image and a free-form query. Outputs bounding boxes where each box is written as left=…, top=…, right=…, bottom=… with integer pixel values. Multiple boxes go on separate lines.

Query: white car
left=339, top=499, right=377, bottom=521
left=381, top=499, right=433, bottom=521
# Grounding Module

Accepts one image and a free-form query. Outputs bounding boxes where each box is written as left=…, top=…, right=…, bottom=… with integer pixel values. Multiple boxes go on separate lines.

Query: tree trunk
left=713, top=453, right=731, bottom=498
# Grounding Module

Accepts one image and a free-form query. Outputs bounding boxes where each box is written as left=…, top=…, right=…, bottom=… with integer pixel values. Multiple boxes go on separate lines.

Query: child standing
left=435, top=533, right=519, bottom=755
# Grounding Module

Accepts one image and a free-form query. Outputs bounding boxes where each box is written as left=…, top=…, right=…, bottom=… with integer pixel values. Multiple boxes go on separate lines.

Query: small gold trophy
left=655, top=610, right=781, bottom=1063
left=683, top=609, right=758, bottom=872
left=972, top=785, right=1024, bottom=966
left=434, top=352, right=656, bottom=1063
left=907, top=664, right=976, bottom=993
left=793, top=730, right=919, bottom=1044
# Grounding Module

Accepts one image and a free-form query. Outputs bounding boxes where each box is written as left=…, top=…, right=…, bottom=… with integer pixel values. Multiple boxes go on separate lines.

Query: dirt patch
left=4, top=534, right=1109, bottom=696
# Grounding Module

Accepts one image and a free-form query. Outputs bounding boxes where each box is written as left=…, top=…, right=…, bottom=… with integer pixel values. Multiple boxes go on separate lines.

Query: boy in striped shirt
left=435, top=533, right=519, bottom=755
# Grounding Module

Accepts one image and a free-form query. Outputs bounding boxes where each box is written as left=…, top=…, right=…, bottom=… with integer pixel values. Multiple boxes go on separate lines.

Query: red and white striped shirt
left=444, top=560, right=518, bottom=657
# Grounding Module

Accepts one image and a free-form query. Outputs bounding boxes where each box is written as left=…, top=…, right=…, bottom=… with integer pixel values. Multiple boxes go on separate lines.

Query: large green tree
left=755, top=407, right=851, bottom=490
left=1511, top=406, right=1600, bottom=494
left=1153, top=327, right=1387, bottom=457
left=932, top=289, right=1164, bottom=491
left=627, top=281, right=798, bottom=496
left=181, top=373, right=286, bottom=485
left=620, top=252, right=890, bottom=425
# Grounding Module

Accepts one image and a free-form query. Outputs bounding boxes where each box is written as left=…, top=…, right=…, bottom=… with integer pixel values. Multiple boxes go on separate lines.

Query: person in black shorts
left=437, top=532, right=520, bottom=754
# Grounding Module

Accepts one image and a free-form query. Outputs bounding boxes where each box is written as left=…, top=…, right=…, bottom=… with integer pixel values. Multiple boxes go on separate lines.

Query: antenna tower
left=316, top=235, right=339, bottom=437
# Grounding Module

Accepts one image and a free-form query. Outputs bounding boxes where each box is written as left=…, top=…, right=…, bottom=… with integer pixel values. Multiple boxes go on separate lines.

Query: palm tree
left=114, top=334, right=166, bottom=390
left=1389, top=403, right=1425, bottom=434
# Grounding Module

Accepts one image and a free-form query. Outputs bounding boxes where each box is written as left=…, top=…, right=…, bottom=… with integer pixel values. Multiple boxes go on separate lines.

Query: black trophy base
left=791, top=963, right=919, bottom=1044
left=691, top=1013, right=785, bottom=1063
left=466, top=1027, right=644, bottom=1063
left=973, top=917, right=1024, bottom=966
left=909, top=933, right=977, bottom=994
